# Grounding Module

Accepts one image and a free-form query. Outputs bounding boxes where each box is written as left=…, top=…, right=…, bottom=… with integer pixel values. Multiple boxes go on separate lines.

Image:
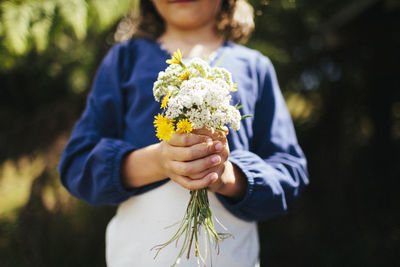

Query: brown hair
left=114, top=0, right=254, bottom=44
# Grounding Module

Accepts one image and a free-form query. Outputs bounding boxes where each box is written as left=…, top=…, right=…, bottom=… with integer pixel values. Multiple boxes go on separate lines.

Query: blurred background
left=0, top=0, right=399, bottom=266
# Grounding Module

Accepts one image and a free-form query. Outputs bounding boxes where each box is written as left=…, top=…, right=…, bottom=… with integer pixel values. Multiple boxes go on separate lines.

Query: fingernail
left=210, top=173, right=218, bottom=182
left=206, top=138, right=213, bottom=145
left=215, top=142, right=223, bottom=152
left=211, top=155, right=220, bottom=164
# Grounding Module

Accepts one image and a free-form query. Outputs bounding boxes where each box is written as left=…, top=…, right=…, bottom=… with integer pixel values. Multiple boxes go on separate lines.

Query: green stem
left=153, top=188, right=233, bottom=266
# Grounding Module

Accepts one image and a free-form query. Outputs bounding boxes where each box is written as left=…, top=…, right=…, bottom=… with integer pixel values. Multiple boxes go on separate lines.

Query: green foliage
left=59, top=0, right=88, bottom=40
left=90, top=0, right=134, bottom=31
left=0, top=0, right=136, bottom=163
left=0, top=0, right=132, bottom=68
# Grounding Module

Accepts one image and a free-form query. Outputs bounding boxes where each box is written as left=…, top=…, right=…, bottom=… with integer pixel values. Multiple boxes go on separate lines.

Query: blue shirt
left=58, top=38, right=309, bottom=222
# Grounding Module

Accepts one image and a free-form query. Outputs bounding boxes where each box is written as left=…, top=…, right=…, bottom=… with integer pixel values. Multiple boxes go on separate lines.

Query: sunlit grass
left=0, top=156, right=45, bottom=219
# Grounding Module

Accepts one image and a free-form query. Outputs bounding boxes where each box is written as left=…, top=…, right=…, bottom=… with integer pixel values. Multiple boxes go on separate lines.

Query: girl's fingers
left=171, top=141, right=224, bottom=161
left=172, top=173, right=218, bottom=191
left=192, top=128, right=214, bottom=137
left=193, top=127, right=228, bottom=141
left=170, top=154, right=221, bottom=177
left=168, top=132, right=212, bottom=147
left=187, top=165, right=220, bottom=180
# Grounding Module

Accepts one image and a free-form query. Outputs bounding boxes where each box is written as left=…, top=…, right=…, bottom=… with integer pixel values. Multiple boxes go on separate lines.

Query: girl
left=59, top=0, right=309, bottom=266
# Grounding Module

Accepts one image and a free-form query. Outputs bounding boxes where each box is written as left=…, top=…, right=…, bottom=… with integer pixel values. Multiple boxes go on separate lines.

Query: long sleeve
left=58, top=44, right=164, bottom=205
left=217, top=56, right=309, bottom=221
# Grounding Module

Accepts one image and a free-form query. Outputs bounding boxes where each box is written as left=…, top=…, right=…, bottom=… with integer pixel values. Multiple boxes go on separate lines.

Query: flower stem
left=153, top=189, right=232, bottom=266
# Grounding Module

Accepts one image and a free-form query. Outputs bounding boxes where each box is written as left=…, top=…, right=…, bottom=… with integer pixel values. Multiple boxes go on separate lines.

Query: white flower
left=226, top=106, right=241, bottom=130
left=208, top=67, right=233, bottom=87
left=152, top=55, right=243, bottom=131
left=187, top=58, right=210, bottom=78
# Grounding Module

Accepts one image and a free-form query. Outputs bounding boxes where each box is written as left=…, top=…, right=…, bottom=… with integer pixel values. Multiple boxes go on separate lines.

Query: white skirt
left=106, top=180, right=259, bottom=267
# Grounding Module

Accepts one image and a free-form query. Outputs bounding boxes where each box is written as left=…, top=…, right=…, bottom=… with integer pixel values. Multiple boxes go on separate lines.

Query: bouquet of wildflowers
left=152, top=50, right=244, bottom=266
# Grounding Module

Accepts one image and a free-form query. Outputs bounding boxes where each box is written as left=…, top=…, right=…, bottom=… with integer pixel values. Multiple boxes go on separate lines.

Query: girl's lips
left=168, top=0, right=198, bottom=3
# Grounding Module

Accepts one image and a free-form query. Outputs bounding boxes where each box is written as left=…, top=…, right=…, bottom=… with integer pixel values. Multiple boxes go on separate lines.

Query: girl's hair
left=114, top=0, right=254, bottom=44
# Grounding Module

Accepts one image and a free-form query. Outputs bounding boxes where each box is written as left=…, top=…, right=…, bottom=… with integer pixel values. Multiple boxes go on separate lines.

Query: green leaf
left=1, top=2, right=32, bottom=54
left=214, top=54, right=225, bottom=67
left=69, top=67, right=89, bottom=94
left=89, top=0, right=132, bottom=32
left=234, top=100, right=243, bottom=110
left=58, top=0, right=88, bottom=40
left=31, top=17, right=52, bottom=52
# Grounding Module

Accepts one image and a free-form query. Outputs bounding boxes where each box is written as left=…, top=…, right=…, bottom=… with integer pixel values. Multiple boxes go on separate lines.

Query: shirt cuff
left=109, top=139, right=137, bottom=200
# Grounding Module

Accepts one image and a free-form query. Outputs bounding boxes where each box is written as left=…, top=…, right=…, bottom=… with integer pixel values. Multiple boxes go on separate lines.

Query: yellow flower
left=179, top=69, right=190, bottom=81
left=231, top=83, right=238, bottom=92
left=154, top=113, right=173, bottom=128
left=161, top=92, right=171, bottom=109
left=153, top=114, right=164, bottom=126
left=176, top=118, right=193, bottom=134
left=166, top=49, right=183, bottom=65
left=154, top=114, right=175, bottom=142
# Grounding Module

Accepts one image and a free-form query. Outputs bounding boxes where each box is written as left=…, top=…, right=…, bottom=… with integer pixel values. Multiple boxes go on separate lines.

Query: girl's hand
left=191, top=128, right=229, bottom=185
left=157, top=132, right=224, bottom=191
left=122, top=128, right=246, bottom=200
left=193, top=128, right=248, bottom=201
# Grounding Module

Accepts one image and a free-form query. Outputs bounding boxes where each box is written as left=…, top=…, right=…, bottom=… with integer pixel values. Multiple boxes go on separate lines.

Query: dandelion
left=176, top=118, right=193, bottom=134
left=166, top=49, right=183, bottom=65
left=179, top=69, right=189, bottom=81
left=154, top=114, right=175, bottom=142
left=153, top=114, right=164, bottom=127
left=161, top=92, right=171, bottom=109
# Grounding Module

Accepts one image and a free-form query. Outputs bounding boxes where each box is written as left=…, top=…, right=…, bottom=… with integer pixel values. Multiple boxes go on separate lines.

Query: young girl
left=59, top=0, right=309, bottom=266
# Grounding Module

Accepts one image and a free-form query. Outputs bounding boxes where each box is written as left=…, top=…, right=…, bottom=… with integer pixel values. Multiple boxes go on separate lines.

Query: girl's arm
left=58, top=45, right=142, bottom=205
left=213, top=55, right=309, bottom=222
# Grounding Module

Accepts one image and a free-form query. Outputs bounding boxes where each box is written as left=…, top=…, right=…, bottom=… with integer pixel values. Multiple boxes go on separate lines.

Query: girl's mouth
left=168, top=0, right=198, bottom=3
